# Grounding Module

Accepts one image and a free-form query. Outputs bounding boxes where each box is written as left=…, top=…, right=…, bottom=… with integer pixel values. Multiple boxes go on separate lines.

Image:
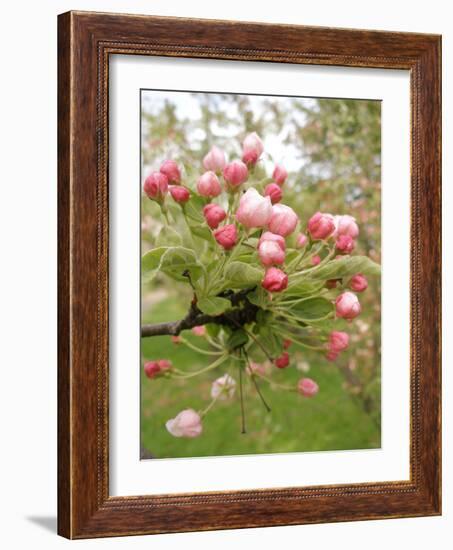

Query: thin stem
left=238, top=361, right=246, bottom=434
left=224, top=313, right=274, bottom=361
left=179, top=337, right=223, bottom=356
left=274, top=328, right=326, bottom=352
left=171, top=354, right=228, bottom=379
left=200, top=393, right=221, bottom=417
left=253, top=372, right=297, bottom=392
left=243, top=349, right=271, bottom=412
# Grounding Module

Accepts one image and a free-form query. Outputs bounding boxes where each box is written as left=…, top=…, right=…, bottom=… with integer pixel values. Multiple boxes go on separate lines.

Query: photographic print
left=140, top=90, right=381, bottom=460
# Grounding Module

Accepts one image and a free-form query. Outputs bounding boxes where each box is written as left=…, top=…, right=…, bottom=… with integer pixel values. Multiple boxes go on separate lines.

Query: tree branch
left=141, top=289, right=259, bottom=338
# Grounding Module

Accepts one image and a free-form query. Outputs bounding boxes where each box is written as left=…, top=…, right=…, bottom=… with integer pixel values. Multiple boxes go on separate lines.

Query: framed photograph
left=58, top=11, right=441, bottom=538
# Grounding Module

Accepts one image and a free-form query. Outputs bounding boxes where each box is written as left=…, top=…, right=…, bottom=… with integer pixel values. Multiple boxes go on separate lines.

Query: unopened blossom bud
left=328, top=331, right=350, bottom=353
left=335, top=234, right=355, bottom=254
left=171, top=335, right=181, bottom=344
left=211, top=374, right=236, bottom=400
left=258, top=239, right=285, bottom=266
left=241, top=132, right=264, bottom=166
left=192, top=325, right=206, bottom=336
left=160, top=159, right=181, bottom=184
left=264, top=183, right=283, bottom=204
left=169, top=185, right=190, bottom=203
left=236, top=188, right=273, bottom=228
left=258, top=231, right=286, bottom=250
left=334, top=214, right=359, bottom=239
left=297, top=378, right=319, bottom=397
left=326, top=350, right=339, bottom=362
left=213, top=224, right=238, bottom=250
left=197, top=171, right=222, bottom=198
left=203, top=145, right=226, bottom=173
left=262, top=267, right=288, bottom=292
left=308, top=211, right=335, bottom=240
left=248, top=362, right=267, bottom=376
left=296, top=233, right=308, bottom=248
left=283, top=339, right=292, bottom=350
left=311, top=255, right=321, bottom=266
left=274, top=351, right=290, bottom=369
left=349, top=273, right=368, bottom=292
left=165, top=409, right=202, bottom=438
left=203, top=203, right=227, bottom=229
left=272, top=164, right=288, bottom=186
left=335, top=291, right=361, bottom=320
left=144, top=359, right=172, bottom=379
left=143, top=171, right=168, bottom=202
left=268, top=204, right=299, bottom=237
left=223, top=160, right=248, bottom=188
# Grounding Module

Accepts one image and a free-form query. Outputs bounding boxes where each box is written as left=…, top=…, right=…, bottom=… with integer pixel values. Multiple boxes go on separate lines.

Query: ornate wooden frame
left=58, top=10, right=441, bottom=539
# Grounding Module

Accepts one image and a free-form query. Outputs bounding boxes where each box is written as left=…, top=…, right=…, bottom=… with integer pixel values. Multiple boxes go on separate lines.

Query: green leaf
left=227, top=329, right=249, bottom=350
left=306, top=255, right=381, bottom=281
left=141, top=247, right=168, bottom=283
left=155, top=225, right=182, bottom=247
left=224, top=261, right=264, bottom=289
left=159, top=246, right=204, bottom=283
left=184, top=195, right=205, bottom=223
left=188, top=223, right=213, bottom=242
left=247, top=287, right=269, bottom=308
left=288, top=297, right=334, bottom=322
left=205, top=323, right=221, bottom=338
left=197, top=296, right=231, bottom=316
left=257, top=324, right=283, bottom=357
left=286, top=278, right=325, bottom=296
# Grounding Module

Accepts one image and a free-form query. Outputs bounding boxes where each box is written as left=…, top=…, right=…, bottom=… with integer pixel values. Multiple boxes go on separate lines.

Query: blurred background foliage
left=141, top=91, right=381, bottom=459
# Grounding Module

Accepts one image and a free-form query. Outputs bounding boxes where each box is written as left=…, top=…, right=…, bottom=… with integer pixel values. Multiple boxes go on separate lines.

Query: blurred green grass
left=141, top=294, right=381, bottom=459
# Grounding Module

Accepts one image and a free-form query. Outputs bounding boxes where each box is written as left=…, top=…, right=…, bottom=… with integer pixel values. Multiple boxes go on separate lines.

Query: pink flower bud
left=311, top=255, right=321, bottom=266
left=211, top=374, right=236, bottom=400
left=335, top=234, right=355, bottom=254
left=268, top=204, right=299, bottom=237
left=169, top=185, right=190, bottom=203
left=171, top=335, right=181, bottom=344
left=247, top=362, right=267, bottom=376
left=262, top=267, right=288, bottom=293
left=223, top=160, right=248, bottom=188
left=165, top=409, right=203, bottom=438
left=272, top=164, right=288, bottom=186
left=283, top=339, right=292, bottom=350
left=258, top=239, right=285, bottom=266
left=197, top=171, right=222, bottom=198
left=213, top=224, right=238, bottom=250
left=334, top=215, right=359, bottom=239
left=258, top=231, right=286, bottom=250
left=328, top=331, right=349, bottom=353
left=296, top=233, right=308, bottom=248
left=203, top=203, right=227, bottom=229
left=297, top=377, right=319, bottom=397
left=192, top=325, right=206, bottom=336
left=326, top=350, right=339, bottom=362
left=236, top=188, right=273, bottom=228
left=143, top=171, right=168, bottom=202
left=203, top=145, right=226, bottom=173
left=335, top=291, right=361, bottom=320
left=241, top=132, right=264, bottom=166
left=160, top=159, right=181, bottom=184
left=307, top=211, right=335, bottom=240
left=274, top=351, right=290, bottom=369
left=264, top=183, right=283, bottom=204
left=144, top=359, right=172, bottom=379
left=349, top=273, right=368, bottom=292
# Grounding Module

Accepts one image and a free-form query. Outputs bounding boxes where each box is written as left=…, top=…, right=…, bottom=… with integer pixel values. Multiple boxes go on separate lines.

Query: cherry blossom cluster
left=142, top=131, right=377, bottom=439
